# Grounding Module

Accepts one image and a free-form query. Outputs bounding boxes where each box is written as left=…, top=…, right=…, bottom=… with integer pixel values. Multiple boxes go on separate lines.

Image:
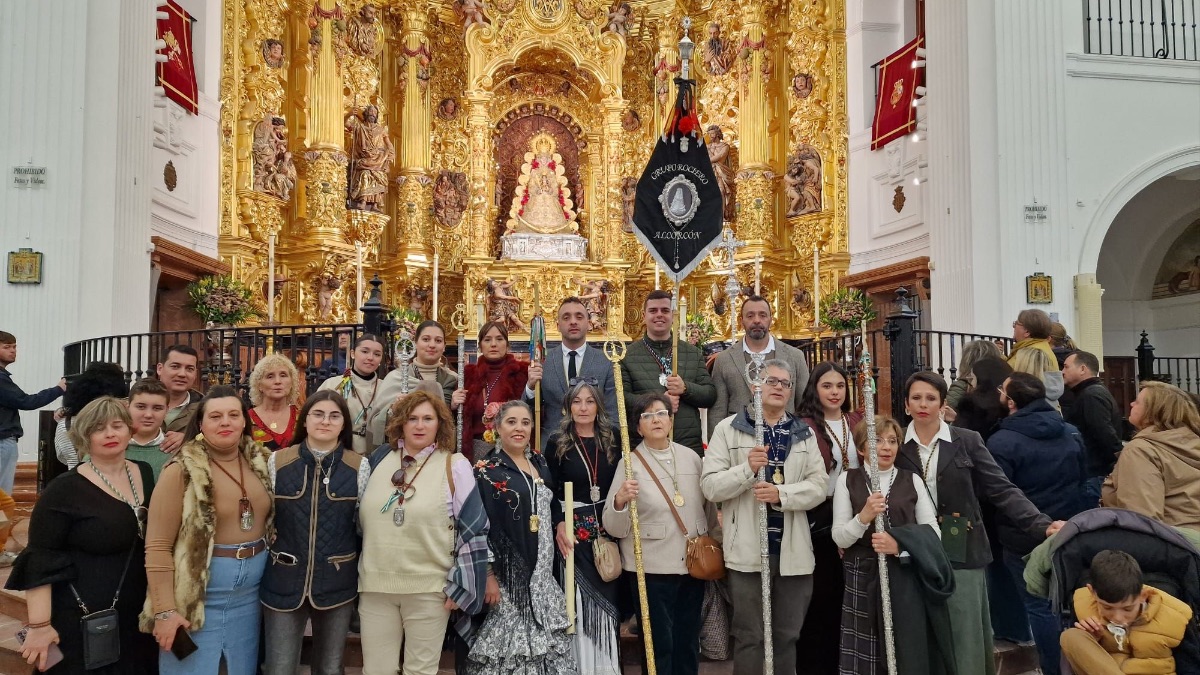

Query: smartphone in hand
left=16, top=626, right=65, bottom=671
left=171, top=626, right=199, bottom=660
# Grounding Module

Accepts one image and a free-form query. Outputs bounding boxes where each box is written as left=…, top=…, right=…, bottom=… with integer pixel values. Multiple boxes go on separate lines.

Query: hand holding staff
left=605, top=338, right=657, bottom=675
left=746, top=353, right=774, bottom=674
left=450, top=304, right=468, bottom=455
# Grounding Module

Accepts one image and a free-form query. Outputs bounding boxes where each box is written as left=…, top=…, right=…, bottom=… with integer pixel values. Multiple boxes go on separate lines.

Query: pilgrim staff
left=451, top=304, right=468, bottom=454
left=748, top=354, right=774, bottom=674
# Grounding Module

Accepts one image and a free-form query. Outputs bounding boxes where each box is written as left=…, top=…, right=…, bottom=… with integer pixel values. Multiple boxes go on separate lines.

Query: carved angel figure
left=578, top=279, right=611, bottom=332
left=606, top=3, right=631, bottom=37
left=345, top=106, right=395, bottom=212
left=252, top=117, right=297, bottom=201
left=458, top=0, right=489, bottom=30
left=785, top=144, right=822, bottom=217
left=433, top=170, right=470, bottom=228
left=706, top=125, right=735, bottom=221
left=316, top=276, right=342, bottom=321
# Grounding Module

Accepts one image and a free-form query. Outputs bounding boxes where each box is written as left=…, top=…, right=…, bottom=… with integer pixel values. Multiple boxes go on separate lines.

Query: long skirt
left=839, top=555, right=881, bottom=675
left=947, top=567, right=995, bottom=675
left=160, top=544, right=267, bottom=675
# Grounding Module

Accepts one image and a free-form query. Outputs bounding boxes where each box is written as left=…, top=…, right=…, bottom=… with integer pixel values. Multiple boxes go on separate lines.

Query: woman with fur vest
left=143, top=385, right=274, bottom=674
left=451, top=321, right=539, bottom=461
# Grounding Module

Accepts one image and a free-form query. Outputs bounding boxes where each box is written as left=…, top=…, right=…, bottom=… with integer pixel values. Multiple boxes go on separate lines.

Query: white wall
left=0, top=0, right=155, bottom=459
left=848, top=0, right=1200, bottom=345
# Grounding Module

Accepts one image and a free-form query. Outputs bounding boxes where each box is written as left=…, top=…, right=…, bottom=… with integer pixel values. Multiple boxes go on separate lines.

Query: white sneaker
left=0, top=551, right=17, bottom=567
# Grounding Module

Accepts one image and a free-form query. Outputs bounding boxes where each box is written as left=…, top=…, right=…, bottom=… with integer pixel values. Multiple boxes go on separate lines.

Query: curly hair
left=384, top=389, right=456, bottom=450
left=63, top=362, right=128, bottom=415
left=248, top=353, right=302, bottom=406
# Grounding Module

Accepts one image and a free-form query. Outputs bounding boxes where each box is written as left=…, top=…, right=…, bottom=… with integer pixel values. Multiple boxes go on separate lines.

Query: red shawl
left=461, top=355, right=529, bottom=461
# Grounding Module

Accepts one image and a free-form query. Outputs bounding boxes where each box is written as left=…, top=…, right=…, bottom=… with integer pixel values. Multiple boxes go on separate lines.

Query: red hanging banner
left=871, top=36, right=923, bottom=151
left=157, top=0, right=199, bottom=115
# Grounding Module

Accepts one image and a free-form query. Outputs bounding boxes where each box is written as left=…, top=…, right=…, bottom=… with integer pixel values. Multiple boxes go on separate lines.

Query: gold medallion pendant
left=673, top=491, right=685, bottom=507
left=529, top=514, right=540, bottom=532
left=773, top=468, right=784, bottom=484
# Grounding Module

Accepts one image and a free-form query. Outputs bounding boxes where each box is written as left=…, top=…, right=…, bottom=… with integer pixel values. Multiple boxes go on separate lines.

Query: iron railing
left=1084, top=0, right=1199, bottom=60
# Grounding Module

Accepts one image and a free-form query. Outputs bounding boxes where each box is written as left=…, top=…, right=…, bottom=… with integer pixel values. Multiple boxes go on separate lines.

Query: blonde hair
left=1010, top=347, right=1055, bottom=378
left=248, top=353, right=302, bottom=406
left=68, top=396, right=133, bottom=457
left=1137, top=381, right=1200, bottom=436
left=851, top=415, right=904, bottom=456
left=957, top=340, right=1004, bottom=381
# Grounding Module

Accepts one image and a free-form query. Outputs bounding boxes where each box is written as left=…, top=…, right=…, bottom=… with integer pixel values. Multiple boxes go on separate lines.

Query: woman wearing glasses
left=546, top=381, right=622, bottom=675
left=7, top=396, right=159, bottom=673
left=359, top=390, right=490, bottom=675
left=464, top=400, right=574, bottom=675
left=605, top=394, right=717, bottom=675
left=144, top=385, right=274, bottom=675
left=260, top=390, right=366, bottom=675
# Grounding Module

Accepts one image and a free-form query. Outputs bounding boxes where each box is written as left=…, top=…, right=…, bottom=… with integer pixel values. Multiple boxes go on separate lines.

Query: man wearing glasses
left=619, top=290, right=717, bottom=456
left=701, top=358, right=827, bottom=675
left=525, top=297, right=618, bottom=450
left=708, top=295, right=810, bottom=437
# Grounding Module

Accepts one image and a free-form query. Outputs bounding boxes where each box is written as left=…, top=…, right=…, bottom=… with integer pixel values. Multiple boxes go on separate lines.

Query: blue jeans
left=161, top=545, right=268, bottom=675
left=1084, top=476, right=1104, bottom=508
left=0, top=437, right=18, bottom=494
left=1003, top=550, right=1062, bottom=675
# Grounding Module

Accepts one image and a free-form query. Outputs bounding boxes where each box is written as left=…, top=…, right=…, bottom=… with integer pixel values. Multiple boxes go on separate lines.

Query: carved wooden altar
left=218, top=0, right=850, bottom=339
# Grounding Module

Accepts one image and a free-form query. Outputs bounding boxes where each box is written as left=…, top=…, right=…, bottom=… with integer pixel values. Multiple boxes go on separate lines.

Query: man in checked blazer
left=524, top=297, right=619, bottom=451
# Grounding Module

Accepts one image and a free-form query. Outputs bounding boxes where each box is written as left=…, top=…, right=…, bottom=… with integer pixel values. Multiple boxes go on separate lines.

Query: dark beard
left=746, top=327, right=768, bottom=340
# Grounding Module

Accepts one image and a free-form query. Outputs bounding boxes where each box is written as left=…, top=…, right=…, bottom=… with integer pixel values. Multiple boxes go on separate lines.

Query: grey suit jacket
left=707, top=338, right=811, bottom=437
left=531, top=344, right=619, bottom=451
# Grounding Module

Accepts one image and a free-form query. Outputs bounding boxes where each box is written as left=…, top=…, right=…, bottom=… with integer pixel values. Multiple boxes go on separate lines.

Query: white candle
left=355, top=243, right=364, bottom=313
left=432, top=251, right=440, bottom=321
left=267, top=234, right=276, bottom=324
left=754, top=254, right=762, bottom=295
left=813, top=245, right=821, bottom=326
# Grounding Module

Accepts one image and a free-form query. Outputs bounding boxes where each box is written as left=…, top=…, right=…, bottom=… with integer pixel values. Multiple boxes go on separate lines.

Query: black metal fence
left=1084, top=0, right=1199, bottom=60
left=1136, top=330, right=1200, bottom=394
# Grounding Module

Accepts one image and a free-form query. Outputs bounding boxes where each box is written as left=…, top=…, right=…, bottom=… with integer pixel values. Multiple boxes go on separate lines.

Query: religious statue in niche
left=457, top=0, right=489, bottom=30
left=791, top=72, right=813, bottom=99
left=433, top=170, right=470, bottom=228
left=486, top=278, right=527, bottom=333
left=252, top=117, right=297, bottom=201
left=405, top=284, right=432, bottom=318
left=605, top=3, right=631, bottom=38
left=346, top=4, right=383, bottom=57
left=345, top=106, right=395, bottom=212
left=621, top=109, right=641, bottom=132
left=505, top=132, right=578, bottom=235
left=577, top=279, right=611, bottom=332
left=784, top=143, right=822, bottom=217
left=620, top=177, right=637, bottom=233
left=706, top=125, right=735, bottom=222
left=437, top=98, right=460, bottom=121
left=316, top=275, right=342, bottom=321
left=262, top=39, right=284, bottom=68
left=703, top=23, right=731, bottom=76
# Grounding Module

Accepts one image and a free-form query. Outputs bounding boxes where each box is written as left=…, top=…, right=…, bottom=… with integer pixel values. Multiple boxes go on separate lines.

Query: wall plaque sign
left=12, top=166, right=47, bottom=189
left=7, top=248, right=43, bottom=284
left=1026, top=272, right=1052, bottom=304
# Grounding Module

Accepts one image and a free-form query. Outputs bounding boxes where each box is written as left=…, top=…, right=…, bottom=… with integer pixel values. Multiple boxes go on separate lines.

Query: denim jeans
left=161, top=545, right=267, bottom=675
left=263, top=601, right=354, bottom=675
left=1084, top=476, right=1104, bottom=509
left=0, top=437, right=18, bottom=494
left=1003, top=549, right=1062, bottom=675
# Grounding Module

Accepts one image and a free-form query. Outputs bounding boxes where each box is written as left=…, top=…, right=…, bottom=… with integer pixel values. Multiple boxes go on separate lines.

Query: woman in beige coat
left=604, top=393, right=717, bottom=675
left=1103, top=381, right=1200, bottom=530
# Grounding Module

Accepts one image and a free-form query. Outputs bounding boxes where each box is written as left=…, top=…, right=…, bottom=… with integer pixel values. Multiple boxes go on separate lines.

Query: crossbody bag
left=69, top=543, right=136, bottom=670
left=633, top=450, right=724, bottom=581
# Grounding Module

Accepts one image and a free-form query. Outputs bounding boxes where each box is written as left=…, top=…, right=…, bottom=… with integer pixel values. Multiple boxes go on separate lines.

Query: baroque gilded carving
left=302, top=150, right=349, bottom=230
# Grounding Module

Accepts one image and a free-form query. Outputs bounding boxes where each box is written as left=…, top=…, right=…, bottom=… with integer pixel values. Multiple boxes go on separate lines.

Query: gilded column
left=734, top=0, right=774, bottom=244
left=585, top=132, right=604, bottom=262
left=602, top=98, right=626, bottom=263
left=466, top=90, right=494, bottom=257
left=397, top=2, right=434, bottom=260
left=304, top=0, right=348, bottom=233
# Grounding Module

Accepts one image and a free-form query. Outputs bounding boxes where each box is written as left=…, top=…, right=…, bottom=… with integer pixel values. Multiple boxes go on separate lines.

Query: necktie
left=567, top=350, right=578, bottom=381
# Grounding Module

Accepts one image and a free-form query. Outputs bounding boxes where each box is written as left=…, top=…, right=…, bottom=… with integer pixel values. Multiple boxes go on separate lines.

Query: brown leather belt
left=211, top=539, right=267, bottom=560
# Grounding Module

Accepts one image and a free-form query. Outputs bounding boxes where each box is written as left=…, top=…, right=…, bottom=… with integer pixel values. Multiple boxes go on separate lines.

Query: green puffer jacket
left=619, top=335, right=717, bottom=456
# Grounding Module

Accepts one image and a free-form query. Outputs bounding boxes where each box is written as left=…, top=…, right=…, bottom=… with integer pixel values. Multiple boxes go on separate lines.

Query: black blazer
left=896, top=426, right=1051, bottom=569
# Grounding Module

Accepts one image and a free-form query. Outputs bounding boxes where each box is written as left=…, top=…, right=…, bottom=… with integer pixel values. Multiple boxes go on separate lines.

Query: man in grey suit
left=708, top=295, right=811, bottom=436
left=525, top=297, right=618, bottom=450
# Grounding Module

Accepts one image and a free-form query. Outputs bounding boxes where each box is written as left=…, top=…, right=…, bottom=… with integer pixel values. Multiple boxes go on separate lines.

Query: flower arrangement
left=684, top=312, right=717, bottom=348
left=481, top=401, right=501, bottom=444
left=187, top=275, right=259, bottom=326
left=387, top=307, right=422, bottom=337
left=819, top=287, right=877, bottom=333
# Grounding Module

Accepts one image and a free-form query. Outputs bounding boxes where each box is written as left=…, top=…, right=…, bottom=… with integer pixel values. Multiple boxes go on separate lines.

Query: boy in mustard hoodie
left=1061, top=550, right=1193, bottom=675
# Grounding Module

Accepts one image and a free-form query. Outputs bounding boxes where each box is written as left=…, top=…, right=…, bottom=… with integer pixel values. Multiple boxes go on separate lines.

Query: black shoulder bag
left=69, top=545, right=136, bottom=670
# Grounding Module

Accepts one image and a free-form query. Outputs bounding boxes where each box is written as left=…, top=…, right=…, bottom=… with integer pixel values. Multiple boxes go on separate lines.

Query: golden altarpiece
left=219, top=0, right=849, bottom=340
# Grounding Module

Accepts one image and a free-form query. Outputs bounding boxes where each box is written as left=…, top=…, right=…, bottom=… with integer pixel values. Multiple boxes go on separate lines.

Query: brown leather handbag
left=634, top=450, right=725, bottom=581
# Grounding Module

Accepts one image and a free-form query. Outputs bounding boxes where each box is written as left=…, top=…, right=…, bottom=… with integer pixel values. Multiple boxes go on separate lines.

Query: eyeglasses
left=569, top=377, right=598, bottom=387
left=308, top=411, right=344, bottom=423
left=764, top=377, right=793, bottom=390
left=639, top=409, right=671, bottom=421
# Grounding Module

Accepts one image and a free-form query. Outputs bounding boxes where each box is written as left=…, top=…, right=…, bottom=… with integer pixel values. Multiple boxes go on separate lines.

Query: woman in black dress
left=7, top=396, right=158, bottom=673
left=546, top=382, right=621, bottom=675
